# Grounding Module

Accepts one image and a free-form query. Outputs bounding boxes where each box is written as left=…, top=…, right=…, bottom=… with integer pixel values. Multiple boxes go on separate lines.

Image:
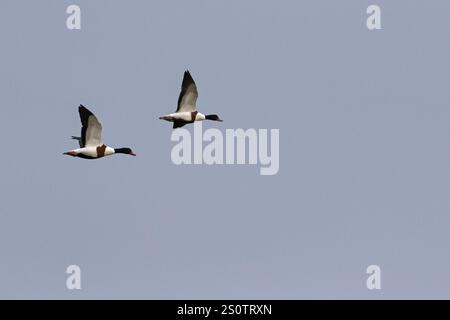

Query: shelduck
left=63, top=105, right=136, bottom=159
left=159, top=71, right=223, bottom=128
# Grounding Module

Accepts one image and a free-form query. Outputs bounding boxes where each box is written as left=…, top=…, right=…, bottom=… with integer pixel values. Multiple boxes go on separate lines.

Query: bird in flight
left=63, top=105, right=136, bottom=159
left=159, top=70, right=223, bottom=128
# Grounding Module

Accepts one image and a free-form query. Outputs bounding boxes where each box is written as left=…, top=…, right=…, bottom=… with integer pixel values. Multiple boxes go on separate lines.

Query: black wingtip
left=182, top=70, right=195, bottom=84
left=173, top=121, right=186, bottom=129
left=78, top=105, right=94, bottom=116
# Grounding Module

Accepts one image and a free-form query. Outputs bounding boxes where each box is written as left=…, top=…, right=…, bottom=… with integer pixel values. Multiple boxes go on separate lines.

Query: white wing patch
left=85, top=115, right=102, bottom=146
left=176, top=71, right=199, bottom=113
left=178, top=84, right=198, bottom=113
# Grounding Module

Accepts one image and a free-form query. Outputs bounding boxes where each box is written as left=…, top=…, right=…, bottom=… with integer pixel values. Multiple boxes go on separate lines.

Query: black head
left=114, top=148, right=136, bottom=156
left=205, top=114, right=223, bottom=122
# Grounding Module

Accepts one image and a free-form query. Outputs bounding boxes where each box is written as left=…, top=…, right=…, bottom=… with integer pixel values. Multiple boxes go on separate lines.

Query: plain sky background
left=0, top=0, right=450, bottom=299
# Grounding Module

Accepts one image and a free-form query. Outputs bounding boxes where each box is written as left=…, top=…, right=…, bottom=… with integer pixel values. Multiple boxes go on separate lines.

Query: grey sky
left=1, top=0, right=450, bottom=299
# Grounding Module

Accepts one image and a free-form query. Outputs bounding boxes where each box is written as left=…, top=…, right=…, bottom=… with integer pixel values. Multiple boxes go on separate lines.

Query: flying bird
left=159, top=71, right=223, bottom=128
left=63, top=105, right=136, bottom=159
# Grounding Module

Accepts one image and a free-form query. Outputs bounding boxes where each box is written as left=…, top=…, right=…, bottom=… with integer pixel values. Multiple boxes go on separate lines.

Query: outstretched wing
left=176, top=70, right=198, bottom=113
left=78, top=105, right=102, bottom=147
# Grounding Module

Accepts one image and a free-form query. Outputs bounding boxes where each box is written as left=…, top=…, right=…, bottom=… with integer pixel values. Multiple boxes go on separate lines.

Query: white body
left=163, top=112, right=206, bottom=122
left=71, top=146, right=115, bottom=157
